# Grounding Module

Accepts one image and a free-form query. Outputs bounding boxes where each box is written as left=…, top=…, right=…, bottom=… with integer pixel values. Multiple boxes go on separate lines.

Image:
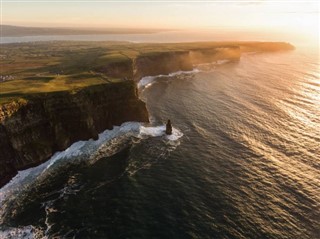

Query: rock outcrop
left=0, top=81, right=148, bottom=187
left=165, top=120, right=172, bottom=135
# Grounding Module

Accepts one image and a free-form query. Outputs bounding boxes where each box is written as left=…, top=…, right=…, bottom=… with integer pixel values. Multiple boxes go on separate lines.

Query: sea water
left=0, top=49, right=319, bottom=238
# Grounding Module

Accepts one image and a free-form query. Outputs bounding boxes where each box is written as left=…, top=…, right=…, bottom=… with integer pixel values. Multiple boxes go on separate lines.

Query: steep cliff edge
left=190, top=46, right=241, bottom=64
left=93, top=42, right=293, bottom=82
left=132, top=48, right=241, bottom=80
left=93, top=47, right=243, bottom=82
left=133, top=51, right=193, bottom=80
left=0, top=81, right=148, bottom=186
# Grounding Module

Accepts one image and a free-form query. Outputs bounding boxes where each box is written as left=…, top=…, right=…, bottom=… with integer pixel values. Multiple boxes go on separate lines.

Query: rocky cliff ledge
left=95, top=47, right=242, bottom=81
left=133, top=51, right=193, bottom=80
left=0, top=81, right=148, bottom=186
left=93, top=42, right=293, bottom=82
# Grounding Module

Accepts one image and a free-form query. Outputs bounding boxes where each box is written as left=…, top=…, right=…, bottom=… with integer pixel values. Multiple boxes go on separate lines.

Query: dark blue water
left=0, top=50, right=319, bottom=238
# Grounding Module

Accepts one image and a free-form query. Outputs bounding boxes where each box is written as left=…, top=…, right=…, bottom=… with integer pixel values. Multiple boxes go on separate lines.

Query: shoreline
left=0, top=82, right=149, bottom=187
left=0, top=41, right=295, bottom=187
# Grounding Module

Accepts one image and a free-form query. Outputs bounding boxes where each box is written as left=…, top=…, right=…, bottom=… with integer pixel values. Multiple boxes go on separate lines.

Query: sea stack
left=165, top=119, right=173, bottom=135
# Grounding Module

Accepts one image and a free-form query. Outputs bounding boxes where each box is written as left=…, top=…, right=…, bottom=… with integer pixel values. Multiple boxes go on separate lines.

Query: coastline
left=0, top=81, right=148, bottom=187
left=0, top=41, right=295, bottom=187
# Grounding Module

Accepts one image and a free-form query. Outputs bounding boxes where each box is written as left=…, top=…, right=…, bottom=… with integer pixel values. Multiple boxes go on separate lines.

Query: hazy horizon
left=1, top=2, right=319, bottom=238
left=2, top=0, right=319, bottom=46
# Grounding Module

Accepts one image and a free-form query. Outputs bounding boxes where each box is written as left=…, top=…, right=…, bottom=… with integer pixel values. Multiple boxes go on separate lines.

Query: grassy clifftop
left=0, top=41, right=294, bottom=104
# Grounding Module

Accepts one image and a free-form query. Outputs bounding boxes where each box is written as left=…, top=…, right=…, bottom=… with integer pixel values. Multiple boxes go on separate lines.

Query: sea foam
left=0, top=122, right=183, bottom=206
left=138, top=69, right=200, bottom=89
left=138, top=59, right=232, bottom=90
left=139, top=125, right=183, bottom=141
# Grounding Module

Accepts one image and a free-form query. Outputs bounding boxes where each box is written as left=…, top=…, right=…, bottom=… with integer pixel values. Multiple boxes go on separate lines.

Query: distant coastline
left=1, top=25, right=169, bottom=37
left=1, top=25, right=304, bottom=46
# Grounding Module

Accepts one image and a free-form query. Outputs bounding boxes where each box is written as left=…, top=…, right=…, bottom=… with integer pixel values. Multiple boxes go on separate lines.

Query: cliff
left=133, top=51, right=193, bottom=80
left=190, top=46, right=241, bottom=64
left=93, top=51, right=195, bottom=81
left=0, top=41, right=294, bottom=187
left=0, top=81, right=148, bottom=186
left=1, top=47, right=237, bottom=187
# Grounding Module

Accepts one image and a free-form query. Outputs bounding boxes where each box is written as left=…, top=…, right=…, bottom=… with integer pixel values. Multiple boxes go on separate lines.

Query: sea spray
left=0, top=120, right=184, bottom=237
left=139, top=125, right=183, bottom=141
left=138, top=59, right=233, bottom=90
left=138, top=69, right=200, bottom=89
left=0, top=122, right=183, bottom=207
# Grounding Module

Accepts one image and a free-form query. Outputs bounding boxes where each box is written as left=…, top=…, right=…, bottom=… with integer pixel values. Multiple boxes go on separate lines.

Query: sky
left=1, top=0, right=319, bottom=45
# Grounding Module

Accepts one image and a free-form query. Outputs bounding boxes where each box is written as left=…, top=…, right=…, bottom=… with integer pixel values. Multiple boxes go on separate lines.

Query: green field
left=0, top=41, right=294, bottom=104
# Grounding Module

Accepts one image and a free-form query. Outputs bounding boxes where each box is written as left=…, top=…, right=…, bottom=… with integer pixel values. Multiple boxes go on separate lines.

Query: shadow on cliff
left=0, top=81, right=148, bottom=188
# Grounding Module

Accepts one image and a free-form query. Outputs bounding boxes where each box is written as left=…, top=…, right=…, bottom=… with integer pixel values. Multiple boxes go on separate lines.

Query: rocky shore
left=0, top=81, right=148, bottom=186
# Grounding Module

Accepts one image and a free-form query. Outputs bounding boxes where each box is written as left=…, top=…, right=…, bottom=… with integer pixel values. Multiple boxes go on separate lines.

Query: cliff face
left=131, top=48, right=242, bottom=81
left=0, top=81, right=148, bottom=186
left=190, top=47, right=241, bottom=64
left=239, top=42, right=295, bottom=52
left=94, top=48, right=242, bottom=82
left=133, top=51, right=193, bottom=80
left=98, top=43, right=292, bottom=82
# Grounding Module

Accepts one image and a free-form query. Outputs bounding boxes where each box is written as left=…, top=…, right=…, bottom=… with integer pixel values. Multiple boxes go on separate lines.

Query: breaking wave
left=138, top=69, right=200, bottom=90
left=139, top=125, right=183, bottom=141
left=0, top=121, right=184, bottom=238
left=0, top=122, right=183, bottom=209
left=138, top=59, right=232, bottom=90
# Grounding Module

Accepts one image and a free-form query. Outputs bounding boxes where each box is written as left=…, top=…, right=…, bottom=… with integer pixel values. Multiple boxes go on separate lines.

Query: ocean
left=0, top=49, right=319, bottom=238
